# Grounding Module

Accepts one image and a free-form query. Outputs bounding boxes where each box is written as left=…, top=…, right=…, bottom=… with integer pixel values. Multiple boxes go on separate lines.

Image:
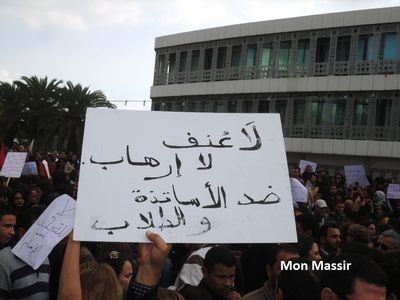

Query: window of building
left=243, top=100, right=253, bottom=113
left=258, top=100, right=269, bottom=113
left=204, top=48, right=213, bottom=70
left=174, top=102, right=183, bottom=111
left=356, top=35, right=374, bottom=61
left=261, top=43, right=273, bottom=66
left=331, top=100, right=346, bottom=125
left=279, top=41, right=291, bottom=65
left=336, top=36, right=351, bottom=61
left=246, top=44, right=257, bottom=66
left=158, top=54, right=166, bottom=75
left=179, top=52, right=187, bottom=72
left=200, top=101, right=210, bottom=112
left=375, top=99, right=391, bottom=126
left=214, top=101, right=225, bottom=112
left=310, top=100, right=326, bottom=125
left=228, top=100, right=237, bottom=112
left=190, top=50, right=200, bottom=71
left=217, top=47, right=227, bottom=69
left=162, top=102, right=172, bottom=111
left=275, top=100, right=287, bottom=124
left=293, top=100, right=305, bottom=125
left=316, top=37, right=330, bottom=63
left=153, top=102, right=161, bottom=111
left=231, top=46, right=242, bottom=68
left=187, top=102, right=196, bottom=112
left=380, top=33, right=397, bottom=60
left=167, top=53, right=176, bottom=74
left=353, top=99, right=369, bottom=126
left=296, top=39, right=310, bottom=64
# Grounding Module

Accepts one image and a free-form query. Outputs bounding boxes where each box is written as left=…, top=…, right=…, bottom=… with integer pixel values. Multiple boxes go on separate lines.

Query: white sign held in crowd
left=387, top=184, right=400, bottom=199
left=0, top=152, right=27, bottom=178
left=21, top=161, right=39, bottom=176
left=74, top=109, right=297, bottom=243
left=299, top=160, right=317, bottom=173
left=12, top=194, right=76, bottom=270
left=290, top=178, right=308, bottom=203
left=344, top=165, right=370, bottom=187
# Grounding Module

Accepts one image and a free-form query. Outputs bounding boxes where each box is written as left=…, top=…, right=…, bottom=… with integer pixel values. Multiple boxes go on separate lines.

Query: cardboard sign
left=21, top=162, right=39, bottom=176
left=387, top=184, right=400, bottom=199
left=344, top=165, right=369, bottom=187
left=0, top=152, right=27, bottom=178
left=12, top=195, right=76, bottom=270
left=299, top=160, right=317, bottom=173
left=74, top=109, right=297, bottom=243
left=290, top=178, right=308, bottom=203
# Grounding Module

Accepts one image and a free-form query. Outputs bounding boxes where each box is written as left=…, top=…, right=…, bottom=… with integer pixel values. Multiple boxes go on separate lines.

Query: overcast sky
left=0, top=0, right=399, bottom=109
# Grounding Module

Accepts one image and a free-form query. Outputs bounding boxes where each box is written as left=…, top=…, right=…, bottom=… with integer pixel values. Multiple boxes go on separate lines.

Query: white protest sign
left=12, top=195, right=76, bottom=270
left=74, top=109, right=296, bottom=243
left=290, top=178, right=308, bottom=203
left=387, top=184, right=400, bottom=199
left=344, top=165, right=369, bottom=187
left=21, top=162, right=39, bottom=176
left=299, top=160, right=317, bottom=173
left=0, top=152, right=27, bottom=178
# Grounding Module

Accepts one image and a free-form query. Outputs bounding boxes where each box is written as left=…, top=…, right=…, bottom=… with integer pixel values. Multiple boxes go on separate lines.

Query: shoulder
left=241, top=288, right=264, bottom=300
left=241, top=286, right=271, bottom=300
left=180, top=284, right=213, bottom=300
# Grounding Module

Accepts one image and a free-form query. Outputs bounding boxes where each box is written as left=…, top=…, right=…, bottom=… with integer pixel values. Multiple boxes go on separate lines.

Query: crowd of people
left=0, top=146, right=399, bottom=299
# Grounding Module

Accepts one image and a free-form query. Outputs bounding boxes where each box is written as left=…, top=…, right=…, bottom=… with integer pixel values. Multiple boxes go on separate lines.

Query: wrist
left=135, top=264, right=162, bottom=286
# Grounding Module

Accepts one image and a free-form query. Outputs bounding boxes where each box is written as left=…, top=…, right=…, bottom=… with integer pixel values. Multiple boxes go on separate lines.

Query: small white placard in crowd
left=0, top=152, right=27, bottom=178
left=12, top=195, right=76, bottom=270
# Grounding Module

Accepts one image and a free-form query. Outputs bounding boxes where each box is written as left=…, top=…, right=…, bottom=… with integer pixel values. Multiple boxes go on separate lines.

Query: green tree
left=0, top=76, right=115, bottom=153
left=50, top=81, right=115, bottom=153
left=0, top=81, right=25, bottom=147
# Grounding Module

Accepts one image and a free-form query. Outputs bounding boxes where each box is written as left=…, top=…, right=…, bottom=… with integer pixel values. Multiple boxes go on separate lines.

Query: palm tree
left=0, top=81, right=27, bottom=147
left=14, top=76, right=63, bottom=149
left=50, top=81, right=115, bottom=153
left=0, top=76, right=115, bottom=153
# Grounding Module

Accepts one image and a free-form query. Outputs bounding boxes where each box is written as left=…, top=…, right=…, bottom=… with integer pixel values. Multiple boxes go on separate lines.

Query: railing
left=334, top=61, right=349, bottom=75
left=202, top=70, right=211, bottom=81
left=154, top=59, right=400, bottom=85
left=228, top=67, right=240, bottom=80
left=260, top=65, right=271, bottom=79
left=377, top=60, right=399, bottom=74
left=328, top=126, right=345, bottom=139
left=314, top=62, right=329, bottom=76
left=373, top=126, right=392, bottom=140
left=293, top=64, right=308, bottom=77
left=215, top=69, right=226, bottom=81
left=308, top=126, right=324, bottom=138
left=355, top=60, right=373, bottom=75
left=188, top=71, right=200, bottom=82
left=289, top=125, right=305, bottom=137
left=244, top=66, right=257, bottom=79
left=350, top=126, right=367, bottom=140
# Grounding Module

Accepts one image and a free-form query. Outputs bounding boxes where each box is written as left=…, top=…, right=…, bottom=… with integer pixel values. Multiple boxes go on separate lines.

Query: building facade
left=150, top=7, right=400, bottom=180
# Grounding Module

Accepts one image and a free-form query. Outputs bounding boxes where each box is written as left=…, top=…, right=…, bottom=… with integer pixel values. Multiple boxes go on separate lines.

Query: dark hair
left=295, top=214, right=319, bottom=238
left=0, top=204, right=16, bottom=219
left=320, top=254, right=387, bottom=298
left=265, top=244, right=299, bottom=267
left=100, top=253, right=131, bottom=277
left=298, top=236, right=316, bottom=259
left=277, top=258, right=319, bottom=300
left=15, top=206, right=45, bottom=231
left=339, top=241, right=373, bottom=258
left=318, top=223, right=339, bottom=242
left=204, top=246, right=236, bottom=272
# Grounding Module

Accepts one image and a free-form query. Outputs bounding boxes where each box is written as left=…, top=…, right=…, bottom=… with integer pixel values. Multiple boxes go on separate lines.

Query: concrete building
left=150, top=7, right=400, bottom=180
